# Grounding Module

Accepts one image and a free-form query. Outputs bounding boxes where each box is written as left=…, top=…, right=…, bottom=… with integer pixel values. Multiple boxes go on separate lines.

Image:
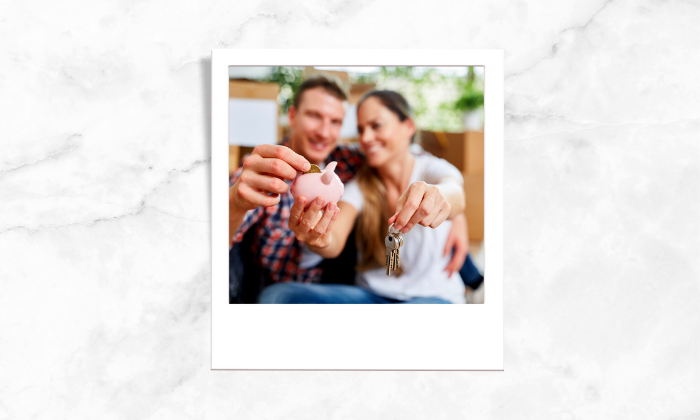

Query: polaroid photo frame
left=212, top=49, right=503, bottom=370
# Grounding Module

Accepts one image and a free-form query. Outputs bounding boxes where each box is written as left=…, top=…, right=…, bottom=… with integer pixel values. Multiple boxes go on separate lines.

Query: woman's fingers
left=299, top=196, right=326, bottom=232
left=289, top=196, right=307, bottom=227
left=310, top=203, right=337, bottom=240
left=325, top=207, right=340, bottom=234
left=387, top=213, right=399, bottom=226
left=393, top=183, right=427, bottom=232
left=419, top=194, right=446, bottom=227
left=402, top=198, right=434, bottom=232
left=430, top=204, right=451, bottom=228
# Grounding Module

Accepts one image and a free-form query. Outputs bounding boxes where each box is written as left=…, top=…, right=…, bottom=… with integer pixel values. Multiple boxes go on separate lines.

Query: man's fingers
left=242, top=173, right=290, bottom=195
left=445, top=244, right=468, bottom=277
left=236, top=183, right=280, bottom=208
left=256, top=157, right=299, bottom=180
left=443, top=232, right=455, bottom=257
left=253, top=144, right=310, bottom=173
left=289, top=196, right=307, bottom=227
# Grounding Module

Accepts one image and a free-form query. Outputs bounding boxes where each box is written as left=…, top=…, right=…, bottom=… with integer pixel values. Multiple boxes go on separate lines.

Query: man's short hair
left=293, top=74, right=349, bottom=109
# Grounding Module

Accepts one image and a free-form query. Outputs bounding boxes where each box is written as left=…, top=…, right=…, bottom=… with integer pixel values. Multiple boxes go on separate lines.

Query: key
left=385, top=225, right=404, bottom=276
left=385, top=232, right=399, bottom=275
left=393, top=232, right=403, bottom=270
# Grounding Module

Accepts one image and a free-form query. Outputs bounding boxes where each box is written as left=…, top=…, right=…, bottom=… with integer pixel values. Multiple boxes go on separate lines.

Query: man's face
left=288, top=87, right=345, bottom=165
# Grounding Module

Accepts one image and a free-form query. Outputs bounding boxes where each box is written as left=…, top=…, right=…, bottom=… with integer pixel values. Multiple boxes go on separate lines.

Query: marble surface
left=1, top=0, right=698, bottom=418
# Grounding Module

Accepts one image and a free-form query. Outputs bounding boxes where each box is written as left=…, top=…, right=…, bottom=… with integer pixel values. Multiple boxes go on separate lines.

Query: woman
left=260, top=90, right=467, bottom=304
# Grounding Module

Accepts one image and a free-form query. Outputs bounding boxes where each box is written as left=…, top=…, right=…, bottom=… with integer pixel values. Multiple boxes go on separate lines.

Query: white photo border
left=212, top=49, right=503, bottom=370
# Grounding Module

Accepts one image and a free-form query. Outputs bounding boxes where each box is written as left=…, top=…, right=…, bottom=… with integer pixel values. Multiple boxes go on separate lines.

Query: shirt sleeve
left=419, top=154, right=464, bottom=186
left=231, top=206, right=265, bottom=246
left=339, top=178, right=364, bottom=213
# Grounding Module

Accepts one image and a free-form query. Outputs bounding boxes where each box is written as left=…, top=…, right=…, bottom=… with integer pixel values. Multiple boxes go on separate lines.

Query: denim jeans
left=459, top=253, right=484, bottom=290
left=258, top=282, right=451, bottom=304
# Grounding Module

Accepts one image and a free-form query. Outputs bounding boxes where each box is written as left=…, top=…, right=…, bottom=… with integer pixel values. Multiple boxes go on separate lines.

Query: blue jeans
left=459, top=253, right=484, bottom=290
left=258, top=283, right=451, bottom=304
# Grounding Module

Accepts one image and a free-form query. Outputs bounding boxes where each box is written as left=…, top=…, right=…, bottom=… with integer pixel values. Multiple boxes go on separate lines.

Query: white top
left=340, top=153, right=467, bottom=304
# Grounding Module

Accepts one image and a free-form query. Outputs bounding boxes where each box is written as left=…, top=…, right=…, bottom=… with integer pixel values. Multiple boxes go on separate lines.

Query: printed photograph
left=228, top=66, right=485, bottom=304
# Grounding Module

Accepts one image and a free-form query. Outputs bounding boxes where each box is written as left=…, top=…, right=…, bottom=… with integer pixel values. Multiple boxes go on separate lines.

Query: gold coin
left=304, top=164, right=322, bottom=174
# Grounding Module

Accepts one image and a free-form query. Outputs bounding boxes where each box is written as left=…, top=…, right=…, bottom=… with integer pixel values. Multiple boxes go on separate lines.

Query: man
left=229, top=74, right=470, bottom=299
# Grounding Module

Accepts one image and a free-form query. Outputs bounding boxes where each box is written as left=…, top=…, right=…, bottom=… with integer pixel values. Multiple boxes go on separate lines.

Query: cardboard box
left=229, top=79, right=280, bottom=100
left=419, top=131, right=484, bottom=175
left=463, top=173, right=484, bottom=241
left=419, top=130, right=484, bottom=240
left=349, top=83, right=376, bottom=104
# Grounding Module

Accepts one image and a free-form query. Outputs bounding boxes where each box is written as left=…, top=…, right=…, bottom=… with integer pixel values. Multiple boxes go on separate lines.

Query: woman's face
left=356, top=96, right=415, bottom=168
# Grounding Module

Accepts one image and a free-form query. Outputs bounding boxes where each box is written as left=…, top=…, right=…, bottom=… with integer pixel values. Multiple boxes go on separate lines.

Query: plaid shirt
left=231, top=140, right=365, bottom=283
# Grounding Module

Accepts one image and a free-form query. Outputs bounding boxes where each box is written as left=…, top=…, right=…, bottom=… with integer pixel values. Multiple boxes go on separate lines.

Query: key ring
left=387, top=223, right=401, bottom=235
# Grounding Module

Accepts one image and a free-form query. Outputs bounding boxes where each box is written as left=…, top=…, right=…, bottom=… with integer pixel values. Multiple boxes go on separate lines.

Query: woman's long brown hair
left=355, top=91, right=418, bottom=275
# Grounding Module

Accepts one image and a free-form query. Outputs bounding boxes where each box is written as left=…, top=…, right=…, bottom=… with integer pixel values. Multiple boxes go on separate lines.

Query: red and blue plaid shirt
left=230, top=140, right=365, bottom=283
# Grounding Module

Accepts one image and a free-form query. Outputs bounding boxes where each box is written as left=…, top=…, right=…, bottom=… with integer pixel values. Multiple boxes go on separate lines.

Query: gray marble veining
left=0, top=0, right=698, bottom=418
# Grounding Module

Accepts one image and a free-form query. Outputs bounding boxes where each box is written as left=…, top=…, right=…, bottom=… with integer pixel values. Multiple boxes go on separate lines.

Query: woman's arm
left=288, top=197, right=358, bottom=259
left=388, top=177, right=465, bottom=234
left=306, top=201, right=357, bottom=259
left=435, top=177, right=466, bottom=219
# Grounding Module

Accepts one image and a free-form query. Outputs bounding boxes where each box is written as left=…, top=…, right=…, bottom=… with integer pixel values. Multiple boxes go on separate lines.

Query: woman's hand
left=388, top=181, right=451, bottom=234
left=288, top=196, right=340, bottom=248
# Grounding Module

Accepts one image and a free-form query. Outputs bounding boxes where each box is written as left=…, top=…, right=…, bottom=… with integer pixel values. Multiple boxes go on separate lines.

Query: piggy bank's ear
left=321, top=161, right=338, bottom=184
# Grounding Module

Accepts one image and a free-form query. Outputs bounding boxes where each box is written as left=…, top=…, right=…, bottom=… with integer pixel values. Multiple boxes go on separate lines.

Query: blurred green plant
left=453, top=67, right=484, bottom=112
left=262, top=66, right=484, bottom=132
left=263, top=67, right=304, bottom=113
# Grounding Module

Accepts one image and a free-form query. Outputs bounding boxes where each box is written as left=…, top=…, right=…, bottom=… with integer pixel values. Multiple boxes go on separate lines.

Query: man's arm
left=229, top=184, right=250, bottom=247
left=229, top=144, right=311, bottom=247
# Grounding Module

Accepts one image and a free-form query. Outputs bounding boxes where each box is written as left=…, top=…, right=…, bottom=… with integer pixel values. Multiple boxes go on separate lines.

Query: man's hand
left=443, top=213, right=469, bottom=278
left=288, top=196, right=340, bottom=248
left=388, top=181, right=451, bottom=234
left=230, top=144, right=311, bottom=212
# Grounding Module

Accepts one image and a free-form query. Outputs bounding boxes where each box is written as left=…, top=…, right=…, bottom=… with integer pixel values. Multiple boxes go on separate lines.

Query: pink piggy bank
left=291, top=161, right=344, bottom=211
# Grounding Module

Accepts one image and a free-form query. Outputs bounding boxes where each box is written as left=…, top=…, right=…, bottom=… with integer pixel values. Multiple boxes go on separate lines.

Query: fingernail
left=401, top=227, right=409, bottom=234
left=302, top=162, right=310, bottom=172
left=316, top=197, right=324, bottom=205
left=394, top=224, right=402, bottom=230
